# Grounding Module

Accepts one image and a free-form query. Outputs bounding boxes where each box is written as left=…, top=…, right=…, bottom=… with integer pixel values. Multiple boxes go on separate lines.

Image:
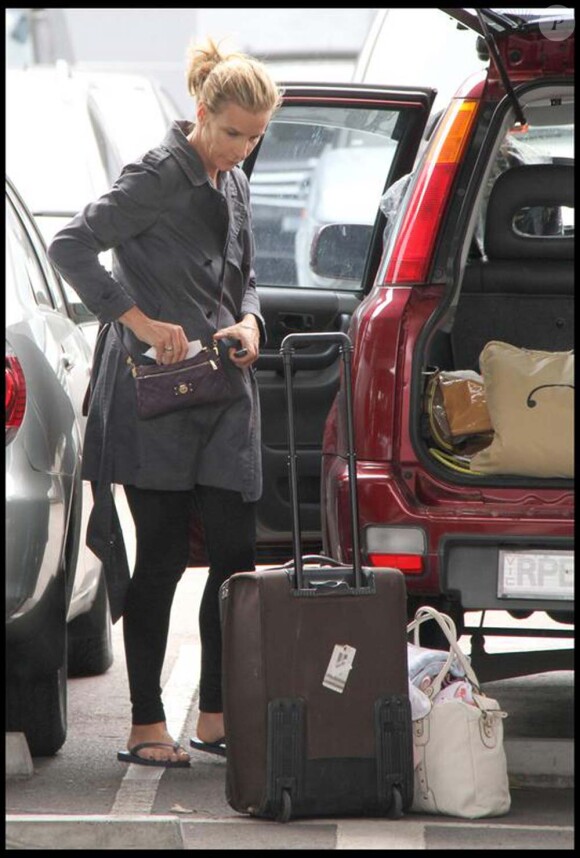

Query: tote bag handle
left=407, top=606, right=481, bottom=696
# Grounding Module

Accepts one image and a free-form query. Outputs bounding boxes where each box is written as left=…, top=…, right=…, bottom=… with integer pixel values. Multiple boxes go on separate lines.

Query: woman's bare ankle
left=196, top=712, right=225, bottom=743
left=129, top=721, right=168, bottom=742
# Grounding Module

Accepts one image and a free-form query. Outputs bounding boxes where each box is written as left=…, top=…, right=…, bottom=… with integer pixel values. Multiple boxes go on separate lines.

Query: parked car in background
left=5, top=176, right=113, bottom=756
left=295, top=140, right=396, bottom=290
left=237, top=7, right=574, bottom=674
left=6, top=63, right=179, bottom=347
left=6, top=63, right=180, bottom=245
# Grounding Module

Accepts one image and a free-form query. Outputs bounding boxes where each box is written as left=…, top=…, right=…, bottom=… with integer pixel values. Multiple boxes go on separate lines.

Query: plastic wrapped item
left=438, top=370, right=492, bottom=438
left=424, top=369, right=493, bottom=453
left=380, top=172, right=413, bottom=250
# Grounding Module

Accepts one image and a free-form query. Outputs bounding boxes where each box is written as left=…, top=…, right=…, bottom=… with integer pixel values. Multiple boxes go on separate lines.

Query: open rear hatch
left=442, top=8, right=575, bottom=89
left=415, top=8, right=574, bottom=487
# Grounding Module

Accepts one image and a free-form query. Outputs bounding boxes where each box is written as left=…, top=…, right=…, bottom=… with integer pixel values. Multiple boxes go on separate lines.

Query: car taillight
left=365, top=526, right=426, bottom=573
left=6, top=353, right=27, bottom=436
left=368, top=553, right=424, bottom=574
left=384, top=98, right=479, bottom=284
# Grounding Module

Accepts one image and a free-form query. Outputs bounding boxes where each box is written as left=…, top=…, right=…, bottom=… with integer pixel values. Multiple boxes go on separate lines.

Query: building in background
left=6, top=7, right=377, bottom=115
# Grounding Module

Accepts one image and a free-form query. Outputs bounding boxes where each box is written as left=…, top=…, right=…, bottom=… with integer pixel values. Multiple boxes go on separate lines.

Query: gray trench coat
left=48, top=120, right=265, bottom=620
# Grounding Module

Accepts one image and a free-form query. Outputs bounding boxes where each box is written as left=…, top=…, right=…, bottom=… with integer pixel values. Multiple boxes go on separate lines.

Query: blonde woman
left=48, top=39, right=282, bottom=766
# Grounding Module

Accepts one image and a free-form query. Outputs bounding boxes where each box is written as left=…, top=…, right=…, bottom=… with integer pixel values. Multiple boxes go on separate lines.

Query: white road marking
left=111, top=643, right=199, bottom=816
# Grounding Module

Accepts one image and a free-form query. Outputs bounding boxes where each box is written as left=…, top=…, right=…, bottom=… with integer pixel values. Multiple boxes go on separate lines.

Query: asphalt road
left=5, top=492, right=574, bottom=849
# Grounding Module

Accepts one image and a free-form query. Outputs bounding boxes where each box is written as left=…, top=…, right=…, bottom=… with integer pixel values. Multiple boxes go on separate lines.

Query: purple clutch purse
left=126, top=343, right=233, bottom=419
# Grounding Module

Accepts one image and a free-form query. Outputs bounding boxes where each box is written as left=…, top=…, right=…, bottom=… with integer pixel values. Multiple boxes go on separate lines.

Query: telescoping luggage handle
left=280, top=332, right=362, bottom=590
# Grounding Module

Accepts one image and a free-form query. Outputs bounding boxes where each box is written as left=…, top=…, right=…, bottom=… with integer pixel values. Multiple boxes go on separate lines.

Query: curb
left=5, top=813, right=575, bottom=851
left=6, top=815, right=185, bottom=851
left=505, top=738, right=574, bottom=789
left=5, top=734, right=33, bottom=779
left=4, top=816, right=342, bottom=851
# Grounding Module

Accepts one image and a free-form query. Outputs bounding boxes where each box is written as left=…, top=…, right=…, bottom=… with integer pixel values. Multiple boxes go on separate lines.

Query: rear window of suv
left=475, top=119, right=574, bottom=256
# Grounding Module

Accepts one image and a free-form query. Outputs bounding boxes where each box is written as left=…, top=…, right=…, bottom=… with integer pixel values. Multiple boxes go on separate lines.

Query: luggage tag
left=143, top=339, right=203, bottom=360
left=323, top=644, right=356, bottom=694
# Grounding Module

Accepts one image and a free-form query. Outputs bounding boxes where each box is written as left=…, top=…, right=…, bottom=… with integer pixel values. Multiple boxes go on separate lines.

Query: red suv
left=241, top=9, right=573, bottom=673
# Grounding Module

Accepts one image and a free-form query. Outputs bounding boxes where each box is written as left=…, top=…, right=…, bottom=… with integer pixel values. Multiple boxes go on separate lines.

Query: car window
left=6, top=198, right=55, bottom=311
left=249, top=101, right=414, bottom=290
left=475, top=118, right=575, bottom=255
left=513, top=124, right=574, bottom=234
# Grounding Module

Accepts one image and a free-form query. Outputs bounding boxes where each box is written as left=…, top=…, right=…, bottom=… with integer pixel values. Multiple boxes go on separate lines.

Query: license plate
left=498, top=549, right=574, bottom=601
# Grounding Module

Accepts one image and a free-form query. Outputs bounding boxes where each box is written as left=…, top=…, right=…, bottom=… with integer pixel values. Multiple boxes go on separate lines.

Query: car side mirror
left=309, top=223, right=373, bottom=281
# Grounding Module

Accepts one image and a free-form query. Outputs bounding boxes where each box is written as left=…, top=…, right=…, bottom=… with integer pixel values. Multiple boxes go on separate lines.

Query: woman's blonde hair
left=186, top=37, right=283, bottom=115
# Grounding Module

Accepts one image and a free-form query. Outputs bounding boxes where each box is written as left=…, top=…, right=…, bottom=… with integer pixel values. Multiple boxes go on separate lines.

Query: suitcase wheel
left=276, top=789, right=292, bottom=823
left=387, top=785, right=403, bottom=820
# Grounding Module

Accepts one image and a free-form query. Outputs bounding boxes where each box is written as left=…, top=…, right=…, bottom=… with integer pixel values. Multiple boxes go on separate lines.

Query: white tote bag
left=407, top=606, right=511, bottom=819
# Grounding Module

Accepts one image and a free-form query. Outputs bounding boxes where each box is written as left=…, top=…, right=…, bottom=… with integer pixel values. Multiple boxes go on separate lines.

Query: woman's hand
left=118, top=306, right=189, bottom=364
left=214, top=315, right=260, bottom=368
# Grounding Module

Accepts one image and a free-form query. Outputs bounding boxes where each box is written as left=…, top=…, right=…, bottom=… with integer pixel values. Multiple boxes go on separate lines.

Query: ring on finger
left=164, top=345, right=174, bottom=352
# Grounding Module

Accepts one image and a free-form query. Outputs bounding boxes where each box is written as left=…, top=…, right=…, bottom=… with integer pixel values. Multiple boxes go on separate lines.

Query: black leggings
left=123, top=484, right=256, bottom=725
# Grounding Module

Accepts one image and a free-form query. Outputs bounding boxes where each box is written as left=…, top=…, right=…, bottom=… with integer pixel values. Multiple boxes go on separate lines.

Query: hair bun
left=185, top=35, right=282, bottom=114
left=186, top=37, right=225, bottom=98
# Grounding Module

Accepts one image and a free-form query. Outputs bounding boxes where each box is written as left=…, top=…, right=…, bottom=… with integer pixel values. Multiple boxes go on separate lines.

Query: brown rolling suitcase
left=220, top=332, right=414, bottom=822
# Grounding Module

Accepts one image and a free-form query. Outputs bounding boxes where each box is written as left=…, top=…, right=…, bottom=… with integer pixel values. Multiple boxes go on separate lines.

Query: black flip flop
left=117, top=740, right=191, bottom=767
left=190, top=736, right=226, bottom=758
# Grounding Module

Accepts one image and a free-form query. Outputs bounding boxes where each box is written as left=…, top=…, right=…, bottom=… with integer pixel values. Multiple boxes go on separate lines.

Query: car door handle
left=276, top=313, right=314, bottom=335
left=257, top=314, right=351, bottom=371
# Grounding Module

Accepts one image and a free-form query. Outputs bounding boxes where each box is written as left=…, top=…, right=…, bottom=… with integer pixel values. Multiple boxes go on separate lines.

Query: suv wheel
left=6, top=662, right=67, bottom=756
left=67, top=569, right=113, bottom=677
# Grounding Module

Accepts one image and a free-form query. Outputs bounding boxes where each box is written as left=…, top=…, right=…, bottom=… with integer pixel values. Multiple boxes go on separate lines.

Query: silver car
left=5, top=176, right=113, bottom=757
